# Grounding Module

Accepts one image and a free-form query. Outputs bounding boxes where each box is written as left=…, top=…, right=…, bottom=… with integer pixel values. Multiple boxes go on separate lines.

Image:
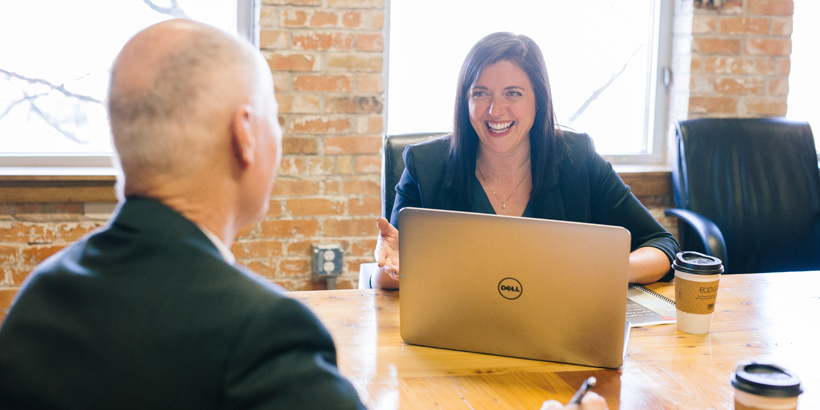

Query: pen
left=568, top=376, right=597, bottom=406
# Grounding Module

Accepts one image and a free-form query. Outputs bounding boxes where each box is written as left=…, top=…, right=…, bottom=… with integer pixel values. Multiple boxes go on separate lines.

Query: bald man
left=0, top=20, right=365, bottom=410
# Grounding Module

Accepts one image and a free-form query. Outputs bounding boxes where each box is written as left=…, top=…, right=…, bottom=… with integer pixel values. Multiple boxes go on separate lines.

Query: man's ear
left=231, top=104, right=255, bottom=168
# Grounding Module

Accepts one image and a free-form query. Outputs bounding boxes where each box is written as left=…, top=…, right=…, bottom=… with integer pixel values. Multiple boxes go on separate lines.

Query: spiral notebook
left=627, top=284, right=676, bottom=327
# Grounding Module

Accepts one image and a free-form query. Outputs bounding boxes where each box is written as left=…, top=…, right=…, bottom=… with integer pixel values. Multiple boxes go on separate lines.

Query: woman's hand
left=373, top=217, right=400, bottom=289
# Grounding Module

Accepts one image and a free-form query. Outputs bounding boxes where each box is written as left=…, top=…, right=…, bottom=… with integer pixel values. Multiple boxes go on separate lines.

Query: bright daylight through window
left=0, top=1, right=240, bottom=165
left=787, top=1, right=819, bottom=149
left=387, top=0, right=669, bottom=160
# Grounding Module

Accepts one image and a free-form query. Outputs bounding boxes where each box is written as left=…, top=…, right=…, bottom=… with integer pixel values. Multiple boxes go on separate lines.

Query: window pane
left=0, top=1, right=237, bottom=156
left=787, top=1, right=820, bottom=149
left=387, top=0, right=657, bottom=155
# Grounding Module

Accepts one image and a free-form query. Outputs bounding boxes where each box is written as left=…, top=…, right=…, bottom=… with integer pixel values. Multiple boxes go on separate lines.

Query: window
left=787, top=1, right=819, bottom=151
left=386, top=0, right=672, bottom=163
left=0, top=0, right=258, bottom=169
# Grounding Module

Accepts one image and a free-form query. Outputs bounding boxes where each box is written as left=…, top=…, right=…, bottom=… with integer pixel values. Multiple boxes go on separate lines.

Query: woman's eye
left=471, top=91, right=488, bottom=98
left=506, top=90, right=522, bottom=98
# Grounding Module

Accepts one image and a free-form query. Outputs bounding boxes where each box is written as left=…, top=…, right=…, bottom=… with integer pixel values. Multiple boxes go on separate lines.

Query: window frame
left=384, top=0, right=674, bottom=167
left=0, top=0, right=260, bottom=175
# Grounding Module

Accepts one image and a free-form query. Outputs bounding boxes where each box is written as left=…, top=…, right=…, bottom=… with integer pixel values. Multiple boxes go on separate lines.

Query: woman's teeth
left=487, top=121, right=513, bottom=133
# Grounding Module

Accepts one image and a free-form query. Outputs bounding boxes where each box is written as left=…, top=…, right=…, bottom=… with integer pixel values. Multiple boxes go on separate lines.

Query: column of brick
left=233, top=0, right=386, bottom=290
left=0, top=203, right=107, bottom=321
left=689, top=0, right=792, bottom=118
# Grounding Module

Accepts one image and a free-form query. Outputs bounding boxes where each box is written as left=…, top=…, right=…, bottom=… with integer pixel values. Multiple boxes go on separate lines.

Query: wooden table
left=291, top=272, right=820, bottom=409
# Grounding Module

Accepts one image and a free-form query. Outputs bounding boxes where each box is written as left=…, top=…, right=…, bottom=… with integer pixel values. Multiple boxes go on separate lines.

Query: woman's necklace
left=476, top=165, right=528, bottom=209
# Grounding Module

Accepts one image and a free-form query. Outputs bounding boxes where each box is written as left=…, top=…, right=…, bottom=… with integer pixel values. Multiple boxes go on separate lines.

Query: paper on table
left=627, top=284, right=676, bottom=327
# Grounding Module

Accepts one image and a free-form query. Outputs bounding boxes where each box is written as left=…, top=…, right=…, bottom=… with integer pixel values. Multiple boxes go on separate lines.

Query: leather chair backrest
left=672, top=118, right=820, bottom=274
left=382, top=133, right=449, bottom=220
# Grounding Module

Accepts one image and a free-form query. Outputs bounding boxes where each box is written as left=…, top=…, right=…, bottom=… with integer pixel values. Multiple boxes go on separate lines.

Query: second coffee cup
left=673, top=251, right=724, bottom=334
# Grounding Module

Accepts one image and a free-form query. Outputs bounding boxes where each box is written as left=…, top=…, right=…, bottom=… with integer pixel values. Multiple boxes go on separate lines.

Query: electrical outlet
left=312, top=244, right=343, bottom=276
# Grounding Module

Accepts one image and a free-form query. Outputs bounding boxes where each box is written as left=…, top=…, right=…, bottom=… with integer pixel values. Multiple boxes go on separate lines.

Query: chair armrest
left=664, top=208, right=728, bottom=267
left=358, top=263, right=378, bottom=289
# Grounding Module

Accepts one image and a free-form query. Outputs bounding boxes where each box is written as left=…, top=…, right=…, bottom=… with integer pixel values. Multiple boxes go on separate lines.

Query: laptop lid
left=399, top=207, right=630, bottom=369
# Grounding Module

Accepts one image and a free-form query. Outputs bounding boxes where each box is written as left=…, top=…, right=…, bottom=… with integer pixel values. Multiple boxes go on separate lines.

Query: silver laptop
left=399, top=207, right=631, bottom=369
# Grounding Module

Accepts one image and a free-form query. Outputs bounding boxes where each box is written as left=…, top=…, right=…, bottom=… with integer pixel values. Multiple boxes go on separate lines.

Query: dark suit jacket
left=0, top=198, right=364, bottom=410
left=390, top=131, right=680, bottom=265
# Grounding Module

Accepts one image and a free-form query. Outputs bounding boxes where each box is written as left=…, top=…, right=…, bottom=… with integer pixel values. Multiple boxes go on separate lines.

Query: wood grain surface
left=290, top=272, right=819, bottom=409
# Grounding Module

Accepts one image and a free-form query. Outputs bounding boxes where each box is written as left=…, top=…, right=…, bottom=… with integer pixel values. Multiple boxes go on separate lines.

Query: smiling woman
left=371, top=32, right=680, bottom=290
left=0, top=0, right=247, bottom=164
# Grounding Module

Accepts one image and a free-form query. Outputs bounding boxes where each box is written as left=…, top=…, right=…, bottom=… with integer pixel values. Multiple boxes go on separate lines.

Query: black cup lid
left=731, top=362, right=803, bottom=398
left=672, top=251, right=723, bottom=275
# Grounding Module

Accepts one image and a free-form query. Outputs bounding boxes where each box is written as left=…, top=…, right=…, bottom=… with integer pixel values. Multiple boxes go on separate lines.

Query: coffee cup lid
left=672, top=251, right=723, bottom=275
left=731, top=362, right=803, bottom=398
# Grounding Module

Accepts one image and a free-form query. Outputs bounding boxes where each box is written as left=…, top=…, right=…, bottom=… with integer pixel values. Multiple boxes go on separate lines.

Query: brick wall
left=687, top=0, right=792, bottom=117
left=0, top=0, right=798, bottom=320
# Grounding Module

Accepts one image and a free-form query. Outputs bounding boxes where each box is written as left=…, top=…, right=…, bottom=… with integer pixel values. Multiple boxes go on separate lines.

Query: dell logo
left=498, top=278, right=523, bottom=300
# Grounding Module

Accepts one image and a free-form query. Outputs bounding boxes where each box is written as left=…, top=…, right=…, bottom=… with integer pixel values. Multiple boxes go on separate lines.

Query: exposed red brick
left=689, top=96, right=738, bottom=113
left=286, top=198, right=345, bottom=216
left=235, top=223, right=258, bottom=240
left=323, top=218, right=377, bottom=237
left=263, top=0, right=322, bottom=4
left=21, top=245, right=65, bottom=265
left=271, top=179, right=322, bottom=197
left=354, top=155, right=381, bottom=173
left=277, top=157, right=336, bottom=177
left=328, top=55, right=383, bottom=72
left=355, top=73, right=384, bottom=92
left=748, top=0, right=794, bottom=16
left=704, top=57, right=775, bottom=74
left=231, top=240, right=283, bottom=259
left=310, top=11, right=338, bottom=27
left=342, top=12, right=362, bottom=28
left=693, top=15, right=716, bottom=34
left=348, top=197, right=380, bottom=216
left=768, top=78, right=789, bottom=95
left=0, top=245, right=16, bottom=264
left=283, top=137, right=319, bottom=155
left=328, top=0, right=384, bottom=7
left=719, top=18, right=770, bottom=35
left=281, top=10, right=308, bottom=27
left=280, top=258, right=311, bottom=277
left=294, top=75, right=353, bottom=92
left=272, top=72, right=291, bottom=92
left=326, top=96, right=383, bottom=114
left=268, top=54, right=318, bottom=72
left=356, top=115, right=383, bottom=134
left=351, top=238, right=377, bottom=256
left=746, top=98, right=787, bottom=116
left=325, top=136, right=382, bottom=154
left=356, top=33, right=384, bottom=52
left=244, top=260, right=277, bottom=279
left=778, top=58, right=790, bottom=75
left=260, top=30, right=288, bottom=49
left=285, top=240, right=313, bottom=256
left=293, top=32, right=354, bottom=50
left=771, top=18, right=792, bottom=36
left=267, top=200, right=283, bottom=218
left=693, top=38, right=741, bottom=54
left=290, top=117, right=351, bottom=134
left=276, top=93, right=321, bottom=113
left=746, top=38, right=791, bottom=56
left=0, top=288, right=17, bottom=309
left=713, top=77, right=764, bottom=94
left=372, top=11, right=385, bottom=29
left=259, top=219, right=321, bottom=238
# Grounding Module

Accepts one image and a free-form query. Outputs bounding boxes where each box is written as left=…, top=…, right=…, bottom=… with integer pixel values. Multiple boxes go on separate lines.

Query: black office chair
left=359, top=132, right=449, bottom=289
left=664, top=118, right=820, bottom=274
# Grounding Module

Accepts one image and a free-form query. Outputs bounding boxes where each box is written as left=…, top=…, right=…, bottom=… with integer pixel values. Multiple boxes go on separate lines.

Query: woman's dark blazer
left=390, top=131, right=680, bottom=265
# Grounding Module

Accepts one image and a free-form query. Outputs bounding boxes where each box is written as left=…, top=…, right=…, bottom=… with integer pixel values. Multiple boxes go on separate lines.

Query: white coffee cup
left=672, top=251, right=723, bottom=334
left=731, top=362, right=802, bottom=410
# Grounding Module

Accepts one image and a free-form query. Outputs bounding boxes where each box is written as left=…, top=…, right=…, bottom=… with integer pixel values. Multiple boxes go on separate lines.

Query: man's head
left=108, top=19, right=282, bottom=226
